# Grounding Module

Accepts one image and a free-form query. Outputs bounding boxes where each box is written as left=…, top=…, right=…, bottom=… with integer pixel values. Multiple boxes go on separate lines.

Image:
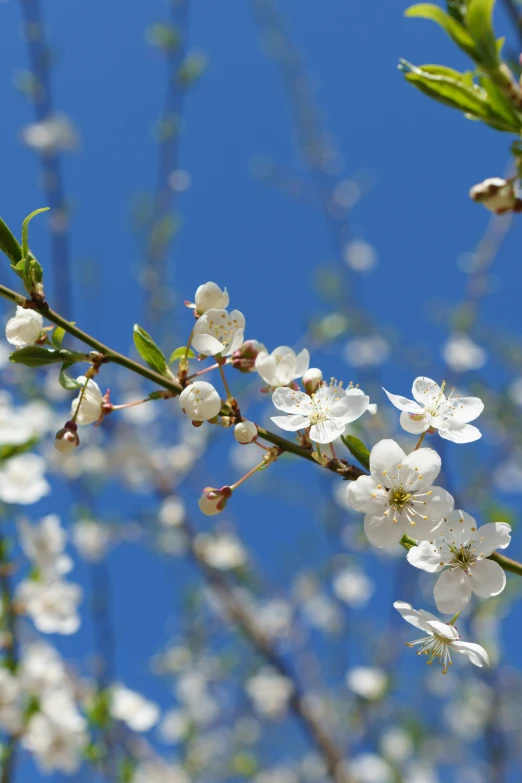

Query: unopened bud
left=234, top=420, right=258, bottom=444
left=231, top=340, right=267, bottom=373
left=179, top=381, right=222, bottom=421
left=302, top=368, right=323, bottom=394
left=54, top=421, right=79, bottom=453
left=198, top=486, right=232, bottom=516
left=469, top=177, right=522, bottom=214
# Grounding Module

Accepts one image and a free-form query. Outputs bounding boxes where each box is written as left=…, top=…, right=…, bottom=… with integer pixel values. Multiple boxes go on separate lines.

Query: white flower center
left=308, top=392, right=331, bottom=425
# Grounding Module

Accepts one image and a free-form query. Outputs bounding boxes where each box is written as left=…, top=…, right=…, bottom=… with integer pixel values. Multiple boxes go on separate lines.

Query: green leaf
left=51, top=326, right=66, bottom=349
left=59, top=361, right=84, bottom=390
left=0, top=217, right=22, bottom=264
left=405, top=4, right=480, bottom=60
left=0, top=437, right=39, bottom=463
left=478, top=74, right=522, bottom=131
left=21, top=207, right=49, bottom=260
left=466, top=0, right=499, bottom=69
left=9, top=346, right=69, bottom=367
left=133, top=324, right=169, bottom=376
left=169, top=346, right=195, bottom=363
left=341, top=434, right=370, bottom=471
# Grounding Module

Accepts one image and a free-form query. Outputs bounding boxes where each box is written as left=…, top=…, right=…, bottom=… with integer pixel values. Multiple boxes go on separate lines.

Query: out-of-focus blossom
left=349, top=753, right=394, bottom=783
left=245, top=667, right=294, bottom=719
left=343, top=336, right=390, bottom=367
left=110, top=684, right=160, bottom=732
left=346, top=667, right=387, bottom=700
left=380, top=726, right=414, bottom=762
left=442, top=334, right=487, bottom=372
left=158, top=495, right=186, bottom=527
left=159, top=708, right=191, bottom=744
left=0, top=454, right=50, bottom=505
left=0, top=391, right=39, bottom=445
left=469, top=177, right=522, bottom=214
left=333, top=566, right=374, bottom=608
left=17, top=580, right=82, bottom=635
left=133, top=761, right=190, bottom=783
left=22, top=689, right=87, bottom=774
left=0, top=669, right=22, bottom=733
left=18, top=514, right=72, bottom=579
left=72, top=520, right=111, bottom=561
left=343, top=239, right=378, bottom=271
left=21, top=113, right=79, bottom=153
left=195, top=532, right=247, bottom=570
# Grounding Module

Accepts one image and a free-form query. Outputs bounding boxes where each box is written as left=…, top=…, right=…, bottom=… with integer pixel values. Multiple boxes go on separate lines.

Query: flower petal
left=329, top=393, right=369, bottom=424
left=425, top=620, right=458, bottom=640
left=470, top=521, right=511, bottom=557
left=255, top=352, right=277, bottom=385
left=450, top=396, right=484, bottom=423
left=439, top=510, right=476, bottom=548
left=412, top=377, right=443, bottom=406
left=294, top=348, right=310, bottom=377
left=346, top=476, right=387, bottom=514
left=439, top=420, right=481, bottom=444
left=468, top=558, right=506, bottom=598
left=407, top=541, right=446, bottom=573
left=451, top=640, right=489, bottom=668
left=270, top=414, right=310, bottom=432
left=192, top=333, right=224, bottom=356
left=400, top=447, right=441, bottom=490
left=405, top=512, right=445, bottom=542
left=310, top=419, right=344, bottom=444
left=393, top=601, right=438, bottom=633
left=369, top=440, right=405, bottom=484
left=227, top=328, right=245, bottom=357
left=364, top=514, right=404, bottom=548
left=383, top=388, right=423, bottom=414
left=421, top=487, right=454, bottom=527
left=400, top=410, right=429, bottom=435
left=434, top=568, right=472, bottom=614
left=272, top=387, right=312, bottom=415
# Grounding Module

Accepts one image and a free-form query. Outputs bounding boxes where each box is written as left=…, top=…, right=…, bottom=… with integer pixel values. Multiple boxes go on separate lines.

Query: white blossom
left=179, top=381, right=221, bottom=421
left=394, top=600, right=489, bottom=673
left=71, top=377, right=103, bottom=426
left=407, top=511, right=511, bottom=614
left=159, top=495, right=186, bottom=527
left=21, top=113, right=78, bottom=153
left=442, top=334, right=487, bottom=373
left=192, top=308, right=245, bottom=357
left=5, top=306, right=43, bottom=347
left=22, top=689, right=87, bottom=774
left=383, top=376, right=484, bottom=443
left=72, top=520, right=111, bottom=561
left=110, top=684, right=160, bottom=732
left=159, top=709, right=190, bottom=744
left=350, top=754, right=394, bottom=783
left=333, top=567, right=374, bottom=607
left=0, top=392, right=38, bottom=445
left=18, top=641, right=67, bottom=694
left=188, top=281, right=229, bottom=315
left=0, top=454, right=50, bottom=505
left=346, top=667, right=387, bottom=700
left=234, top=420, right=258, bottom=444
left=18, top=514, right=72, bottom=579
left=133, top=761, right=190, bottom=783
left=380, top=726, right=414, bottom=762
left=343, top=336, right=390, bottom=368
left=271, top=383, right=369, bottom=444
left=245, top=667, right=294, bottom=719
left=17, top=579, right=82, bottom=635
left=0, top=668, right=22, bottom=734
left=469, top=177, right=522, bottom=214
left=195, top=532, right=247, bottom=569
left=346, top=439, right=454, bottom=547
left=255, top=346, right=310, bottom=388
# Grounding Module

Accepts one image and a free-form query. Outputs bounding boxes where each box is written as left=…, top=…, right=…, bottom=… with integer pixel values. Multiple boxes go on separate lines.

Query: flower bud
left=231, top=340, right=267, bottom=373
left=5, top=306, right=44, bottom=347
left=234, top=421, right=258, bottom=444
left=71, top=377, right=104, bottom=426
left=187, top=282, right=229, bottom=315
left=302, top=368, right=323, bottom=394
left=54, top=421, right=79, bottom=452
left=469, top=177, right=522, bottom=214
left=179, top=381, right=222, bottom=421
left=198, top=486, right=232, bottom=516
